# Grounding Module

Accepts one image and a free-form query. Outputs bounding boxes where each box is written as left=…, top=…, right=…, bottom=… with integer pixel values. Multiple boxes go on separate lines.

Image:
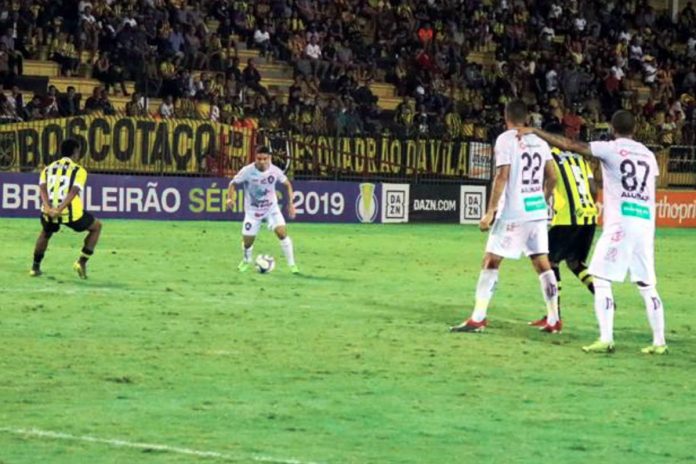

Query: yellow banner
left=0, top=115, right=253, bottom=173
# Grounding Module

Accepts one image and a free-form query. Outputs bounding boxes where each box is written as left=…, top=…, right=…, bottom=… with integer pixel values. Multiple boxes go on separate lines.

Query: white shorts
left=242, top=206, right=286, bottom=236
left=588, top=224, right=656, bottom=285
left=485, top=219, right=548, bottom=259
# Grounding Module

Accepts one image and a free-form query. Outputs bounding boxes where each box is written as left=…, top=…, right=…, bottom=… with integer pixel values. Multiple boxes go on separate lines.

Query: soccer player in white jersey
left=519, top=110, right=667, bottom=354
left=451, top=101, right=560, bottom=333
left=226, top=145, right=299, bottom=274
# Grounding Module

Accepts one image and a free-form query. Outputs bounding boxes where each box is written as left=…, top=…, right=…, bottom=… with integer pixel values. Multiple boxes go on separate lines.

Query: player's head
left=504, top=100, right=527, bottom=128
left=61, top=138, right=81, bottom=160
left=254, top=145, right=272, bottom=171
left=610, top=110, right=636, bottom=138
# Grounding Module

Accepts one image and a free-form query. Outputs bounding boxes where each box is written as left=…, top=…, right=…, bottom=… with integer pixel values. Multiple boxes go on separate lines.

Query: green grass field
left=0, top=219, right=694, bottom=464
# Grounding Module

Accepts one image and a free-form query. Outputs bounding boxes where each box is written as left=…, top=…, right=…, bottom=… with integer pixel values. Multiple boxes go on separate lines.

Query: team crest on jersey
left=0, top=132, right=16, bottom=171
left=611, top=229, right=625, bottom=242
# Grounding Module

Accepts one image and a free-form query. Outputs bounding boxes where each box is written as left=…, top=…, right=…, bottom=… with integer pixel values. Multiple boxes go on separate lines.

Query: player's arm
left=543, top=159, right=557, bottom=204
left=51, top=186, right=81, bottom=218
left=283, top=179, right=296, bottom=219
left=480, top=164, right=509, bottom=232
left=226, top=181, right=237, bottom=211
left=518, top=127, right=592, bottom=158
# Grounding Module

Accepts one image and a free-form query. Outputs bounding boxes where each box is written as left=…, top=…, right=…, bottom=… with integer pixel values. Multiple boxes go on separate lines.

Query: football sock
left=552, top=265, right=562, bottom=319
left=639, top=285, right=666, bottom=346
left=471, top=269, right=498, bottom=322
left=539, top=270, right=559, bottom=325
left=593, top=278, right=614, bottom=343
left=242, top=244, right=253, bottom=263
left=33, top=252, right=44, bottom=269
left=570, top=262, right=595, bottom=294
left=78, top=247, right=93, bottom=265
left=280, top=237, right=295, bottom=266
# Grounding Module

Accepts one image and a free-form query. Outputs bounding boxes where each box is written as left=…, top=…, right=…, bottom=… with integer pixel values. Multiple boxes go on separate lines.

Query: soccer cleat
left=73, top=261, right=87, bottom=279
left=238, top=260, right=251, bottom=272
left=450, top=318, right=488, bottom=333
left=641, top=345, right=669, bottom=355
left=582, top=340, right=615, bottom=353
left=539, top=320, right=563, bottom=333
left=29, top=267, right=42, bottom=277
left=290, top=265, right=300, bottom=274
left=528, top=315, right=547, bottom=327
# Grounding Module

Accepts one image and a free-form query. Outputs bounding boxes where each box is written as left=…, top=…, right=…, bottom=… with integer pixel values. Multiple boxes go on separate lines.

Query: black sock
left=79, top=247, right=93, bottom=265
left=570, top=262, right=595, bottom=294
left=552, top=265, right=562, bottom=319
left=33, top=252, right=44, bottom=268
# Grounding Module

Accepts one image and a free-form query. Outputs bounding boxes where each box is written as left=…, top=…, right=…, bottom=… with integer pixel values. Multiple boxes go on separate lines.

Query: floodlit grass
left=1, top=219, right=694, bottom=463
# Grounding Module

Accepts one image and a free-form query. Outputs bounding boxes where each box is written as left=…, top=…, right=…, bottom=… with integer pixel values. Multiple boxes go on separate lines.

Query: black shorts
left=548, top=225, right=596, bottom=264
left=41, top=212, right=96, bottom=234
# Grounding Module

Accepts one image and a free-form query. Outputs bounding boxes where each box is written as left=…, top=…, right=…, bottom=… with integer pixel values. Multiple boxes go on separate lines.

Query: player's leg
left=583, top=227, right=630, bottom=353
left=566, top=225, right=597, bottom=294
left=71, top=214, right=101, bottom=279
left=31, top=218, right=58, bottom=276
left=530, top=253, right=561, bottom=332
left=629, top=236, right=667, bottom=354
left=582, top=277, right=616, bottom=353
left=269, top=209, right=298, bottom=273
left=525, top=221, right=560, bottom=332
left=450, top=252, right=502, bottom=332
left=239, top=214, right=261, bottom=272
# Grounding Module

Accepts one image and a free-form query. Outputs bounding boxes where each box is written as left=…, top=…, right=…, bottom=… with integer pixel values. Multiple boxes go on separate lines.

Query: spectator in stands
left=159, top=95, right=174, bottom=119
left=304, top=36, right=326, bottom=78
left=43, top=85, right=60, bottom=118
left=242, top=58, right=270, bottom=101
left=253, top=24, right=273, bottom=59
left=125, top=92, right=148, bottom=117
left=0, top=43, right=9, bottom=84
left=24, top=95, right=44, bottom=120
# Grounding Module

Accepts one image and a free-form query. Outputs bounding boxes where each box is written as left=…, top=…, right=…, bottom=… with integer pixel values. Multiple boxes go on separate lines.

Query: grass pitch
left=0, top=219, right=694, bottom=464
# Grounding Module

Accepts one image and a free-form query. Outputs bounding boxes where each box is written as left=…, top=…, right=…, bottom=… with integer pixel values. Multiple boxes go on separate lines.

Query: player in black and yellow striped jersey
left=31, top=139, right=103, bottom=279
left=530, top=124, right=598, bottom=327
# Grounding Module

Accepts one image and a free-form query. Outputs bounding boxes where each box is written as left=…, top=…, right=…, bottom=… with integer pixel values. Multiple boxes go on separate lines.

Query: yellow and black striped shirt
left=40, top=157, right=88, bottom=223
left=551, top=148, right=598, bottom=226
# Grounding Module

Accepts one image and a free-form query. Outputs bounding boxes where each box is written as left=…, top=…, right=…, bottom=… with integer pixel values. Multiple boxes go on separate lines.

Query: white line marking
left=0, top=427, right=321, bottom=464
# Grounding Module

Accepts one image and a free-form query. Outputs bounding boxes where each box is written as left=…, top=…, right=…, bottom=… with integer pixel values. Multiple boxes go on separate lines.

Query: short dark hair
left=505, top=100, right=527, bottom=125
left=256, top=145, right=272, bottom=155
left=611, top=110, right=636, bottom=136
left=61, top=138, right=80, bottom=157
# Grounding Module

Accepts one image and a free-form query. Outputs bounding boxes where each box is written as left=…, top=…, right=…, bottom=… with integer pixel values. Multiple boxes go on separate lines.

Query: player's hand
left=47, top=208, right=60, bottom=219
left=226, top=198, right=234, bottom=211
left=479, top=211, right=494, bottom=232
left=516, top=127, right=535, bottom=138
left=287, top=203, right=296, bottom=219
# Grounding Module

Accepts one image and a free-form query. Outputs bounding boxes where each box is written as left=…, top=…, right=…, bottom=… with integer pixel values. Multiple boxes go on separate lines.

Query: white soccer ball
left=255, top=254, right=276, bottom=274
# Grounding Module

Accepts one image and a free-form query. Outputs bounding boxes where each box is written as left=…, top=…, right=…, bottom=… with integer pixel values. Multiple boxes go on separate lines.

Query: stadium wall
left=0, top=173, right=488, bottom=225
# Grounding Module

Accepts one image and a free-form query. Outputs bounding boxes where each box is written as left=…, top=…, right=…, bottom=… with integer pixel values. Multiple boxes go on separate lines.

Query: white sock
left=639, top=285, right=666, bottom=346
left=280, top=236, right=295, bottom=266
left=594, top=278, right=615, bottom=343
left=539, top=270, right=559, bottom=325
left=471, top=269, right=498, bottom=322
left=242, top=243, right=253, bottom=263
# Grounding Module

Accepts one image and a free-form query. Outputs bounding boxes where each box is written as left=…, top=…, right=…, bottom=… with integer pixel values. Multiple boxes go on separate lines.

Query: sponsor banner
left=287, top=134, right=492, bottom=179
left=381, top=183, right=409, bottom=223
left=408, top=184, right=460, bottom=223
left=0, top=173, right=381, bottom=223
left=460, top=185, right=487, bottom=224
left=0, top=115, right=252, bottom=174
left=593, top=189, right=696, bottom=228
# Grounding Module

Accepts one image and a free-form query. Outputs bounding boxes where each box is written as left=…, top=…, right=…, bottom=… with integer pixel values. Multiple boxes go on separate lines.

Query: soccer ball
left=255, top=254, right=276, bottom=274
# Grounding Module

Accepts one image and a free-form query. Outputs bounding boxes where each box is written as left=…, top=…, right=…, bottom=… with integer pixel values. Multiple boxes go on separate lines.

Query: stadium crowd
left=0, top=0, right=694, bottom=145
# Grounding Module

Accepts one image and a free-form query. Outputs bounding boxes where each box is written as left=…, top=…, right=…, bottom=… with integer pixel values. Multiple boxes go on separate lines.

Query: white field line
left=0, top=427, right=321, bottom=464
